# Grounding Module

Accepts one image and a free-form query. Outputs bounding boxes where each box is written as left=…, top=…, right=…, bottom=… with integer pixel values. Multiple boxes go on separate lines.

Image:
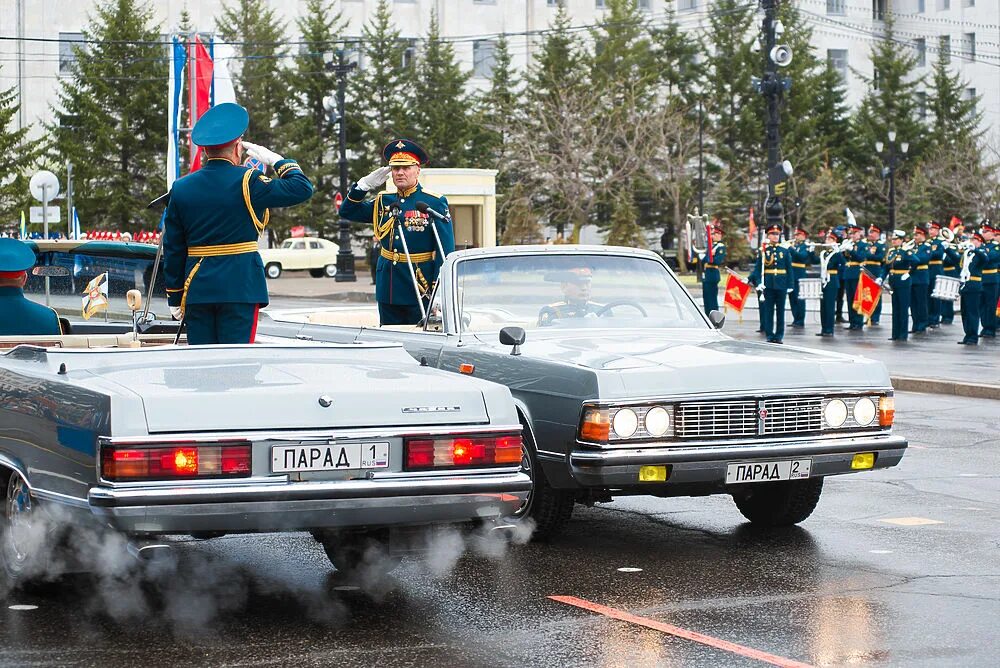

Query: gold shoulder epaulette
left=422, top=189, right=443, bottom=199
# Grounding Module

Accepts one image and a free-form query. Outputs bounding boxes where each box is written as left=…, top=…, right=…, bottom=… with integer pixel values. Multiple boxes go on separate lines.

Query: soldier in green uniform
left=979, top=222, right=999, bottom=338
left=842, top=223, right=866, bottom=331
left=788, top=227, right=812, bottom=328
left=863, top=224, right=886, bottom=326
left=696, top=224, right=725, bottom=315
left=163, top=103, right=314, bottom=345
left=0, top=238, right=62, bottom=336
left=926, top=221, right=945, bottom=327
left=959, top=230, right=989, bottom=345
left=940, top=224, right=962, bottom=325
left=908, top=225, right=932, bottom=333
left=885, top=230, right=915, bottom=342
left=749, top=224, right=794, bottom=344
left=816, top=230, right=844, bottom=337
left=341, top=139, right=456, bottom=326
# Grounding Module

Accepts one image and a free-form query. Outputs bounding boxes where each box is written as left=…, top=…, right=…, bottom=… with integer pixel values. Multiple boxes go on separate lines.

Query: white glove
left=901, top=273, right=910, bottom=281
left=787, top=288, right=793, bottom=293
left=357, top=166, right=391, bottom=191
left=170, top=306, right=183, bottom=321
left=875, top=277, right=884, bottom=286
left=242, top=141, right=283, bottom=168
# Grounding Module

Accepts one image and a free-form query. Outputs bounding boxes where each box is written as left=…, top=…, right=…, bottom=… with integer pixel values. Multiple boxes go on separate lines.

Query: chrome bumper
left=569, top=433, right=907, bottom=488
left=88, top=471, right=531, bottom=535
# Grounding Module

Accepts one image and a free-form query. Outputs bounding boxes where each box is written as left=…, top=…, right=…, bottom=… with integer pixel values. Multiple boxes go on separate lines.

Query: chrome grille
left=675, top=397, right=823, bottom=439
left=760, top=397, right=822, bottom=435
left=675, top=400, right=757, bottom=438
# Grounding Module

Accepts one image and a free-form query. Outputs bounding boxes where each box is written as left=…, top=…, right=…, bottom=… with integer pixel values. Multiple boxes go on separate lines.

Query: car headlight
left=612, top=408, right=638, bottom=439
left=853, top=397, right=877, bottom=426
left=643, top=406, right=670, bottom=437
left=824, top=399, right=848, bottom=428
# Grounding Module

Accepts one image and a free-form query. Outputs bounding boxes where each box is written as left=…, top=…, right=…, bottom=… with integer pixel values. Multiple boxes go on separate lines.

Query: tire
left=508, top=422, right=575, bottom=541
left=732, top=477, right=824, bottom=527
left=317, top=530, right=401, bottom=579
left=265, top=263, right=282, bottom=279
left=324, top=264, right=337, bottom=278
left=308, top=268, right=324, bottom=278
left=1, top=470, right=47, bottom=585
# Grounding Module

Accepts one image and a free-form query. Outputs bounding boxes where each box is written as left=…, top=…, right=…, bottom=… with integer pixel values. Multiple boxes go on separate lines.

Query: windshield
left=24, top=242, right=167, bottom=324
left=454, top=253, right=707, bottom=333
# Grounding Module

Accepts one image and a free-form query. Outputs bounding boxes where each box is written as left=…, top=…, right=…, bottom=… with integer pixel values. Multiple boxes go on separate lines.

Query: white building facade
left=1, top=0, right=997, bottom=144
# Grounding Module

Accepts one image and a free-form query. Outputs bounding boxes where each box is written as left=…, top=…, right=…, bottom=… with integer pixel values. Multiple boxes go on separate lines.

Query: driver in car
left=0, top=238, right=62, bottom=336
left=538, top=267, right=602, bottom=324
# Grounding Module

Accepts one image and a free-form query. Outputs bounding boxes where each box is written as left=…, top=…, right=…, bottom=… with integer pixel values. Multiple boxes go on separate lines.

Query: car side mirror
left=499, top=326, right=526, bottom=356
left=709, top=310, right=725, bottom=329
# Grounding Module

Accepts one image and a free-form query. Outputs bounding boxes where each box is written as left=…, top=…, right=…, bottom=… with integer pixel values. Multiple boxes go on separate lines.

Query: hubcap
left=514, top=446, right=533, bottom=516
left=4, top=475, right=33, bottom=565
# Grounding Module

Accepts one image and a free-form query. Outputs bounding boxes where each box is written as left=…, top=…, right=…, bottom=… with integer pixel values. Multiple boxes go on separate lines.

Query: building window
left=963, top=0, right=975, bottom=7
left=343, top=41, right=363, bottom=70
left=473, top=40, right=496, bottom=79
left=872, top=0, right=886, bottom=21
left=915, top=38, right=926, bottom=67
left=918, top=0, right=925, bottom=11
left=677, top=0, right=698, bottom=10
left=595, top=0, right=606, bottom=8
left=939, top=35, right=950, bottom=65
left=638, top=0, right=651, bottom=10
left=827, top=49, right=848, bottom=82
left=964, top=33, right=975, bottom=62
left=59, top=32, right=86, bottom=75
left=827, top=0, right=845, bottom=14
left=402, top=39, right=417, bottom=69
left=916, top=92, right=927, bottom=120
left=937, top=0, right=950, bottom=9
left=963, top=87, right=976, bottom=101
left=546, top=0, right=562, bottom=6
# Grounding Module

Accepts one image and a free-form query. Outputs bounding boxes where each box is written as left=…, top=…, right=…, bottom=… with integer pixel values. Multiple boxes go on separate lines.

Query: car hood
left=52, top=345, right=490, bottom=433
left=483, top=329, right=889, bottom=398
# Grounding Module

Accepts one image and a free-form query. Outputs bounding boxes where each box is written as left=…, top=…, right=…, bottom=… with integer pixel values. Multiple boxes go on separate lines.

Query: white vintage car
left=258, top=237, right=340, bottom=279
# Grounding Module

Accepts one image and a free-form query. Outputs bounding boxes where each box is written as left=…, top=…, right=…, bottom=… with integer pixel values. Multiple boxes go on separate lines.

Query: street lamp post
left=757, top=0, right=793, bottom=234
left=324, top=50, right=358, bottom=282
left=875, top=131, right=909, bottom=234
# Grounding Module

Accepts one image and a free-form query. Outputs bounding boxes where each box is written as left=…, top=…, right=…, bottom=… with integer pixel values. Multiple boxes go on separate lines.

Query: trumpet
left=901, top=239, right=916, bottom=251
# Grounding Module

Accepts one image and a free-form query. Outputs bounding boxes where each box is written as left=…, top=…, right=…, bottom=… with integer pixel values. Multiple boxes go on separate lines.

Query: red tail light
left=102, top=443, right=252, bottom=481
left=405, top=433, right=522, bottom=471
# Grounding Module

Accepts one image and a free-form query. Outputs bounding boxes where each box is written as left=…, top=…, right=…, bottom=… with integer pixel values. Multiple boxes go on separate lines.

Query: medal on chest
left=402, top=209, right=430, bottom=232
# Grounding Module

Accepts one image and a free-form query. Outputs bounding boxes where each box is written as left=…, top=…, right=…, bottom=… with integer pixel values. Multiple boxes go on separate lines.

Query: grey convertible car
left=0, top=241, right=529, bottom=585
left=264, top=245, right=908, bottom=538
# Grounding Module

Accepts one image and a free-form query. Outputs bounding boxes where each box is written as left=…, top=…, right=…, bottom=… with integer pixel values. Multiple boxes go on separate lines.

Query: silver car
left=264, top=245, right=908, bottom=538
left=0, top=241, right=529, bottom=585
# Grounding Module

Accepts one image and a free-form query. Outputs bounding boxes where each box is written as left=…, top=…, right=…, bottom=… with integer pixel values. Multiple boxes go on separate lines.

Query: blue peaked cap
left=0, top=238, right=38, bottom=272
left=191, top=103, right=249, bottom=147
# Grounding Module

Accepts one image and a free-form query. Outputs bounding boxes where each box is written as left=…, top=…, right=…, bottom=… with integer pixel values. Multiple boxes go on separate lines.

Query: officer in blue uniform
left=0, top=238, right=62, bottom=336
left=696, top=224, right=725, bottom=315
left=979, top=222, right=999, bottom=338
left=908, top=225, right=932, bottom=333
left=841, top=223, right=866, bottom=330
left=538, top=267, right=604, bottom=325
left=749, top=224, right=794, bottom=344
left=959, top=230, right=989, bottom=345
left=816, top=230, right=844, bottom=337
left=926, top=221, right=945, bottom=327
left=885, top=230, right=915, bottom=342
left=863, top=224, right=886, bottom=326
left=340, top=139, right=456, bottom=325
left=940, top=233, right=961, bottom=325
left=163, top=103, right=314, bottom=345
left=788, top=227, right=812, bottom=328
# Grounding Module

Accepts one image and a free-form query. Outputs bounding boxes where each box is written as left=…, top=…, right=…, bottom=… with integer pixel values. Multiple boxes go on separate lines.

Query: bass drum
left=798, top=278, right=822, bottom=300
left=931, top=275, right=962, bottom=302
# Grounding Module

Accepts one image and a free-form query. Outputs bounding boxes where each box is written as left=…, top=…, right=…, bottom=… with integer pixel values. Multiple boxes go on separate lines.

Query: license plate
left=271, top=442, right=390, bottom=473
left=725, top=459, right=811, bottom=484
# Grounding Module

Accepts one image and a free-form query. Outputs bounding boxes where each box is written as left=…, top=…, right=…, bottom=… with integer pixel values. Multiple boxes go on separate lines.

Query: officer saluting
left=340, top=139, right=455, bottom=325
left=163, top=103, right=314, bottom=344
left=749, top=224, right=794, bottom=344
left=0, top=238, right=62, bottom=336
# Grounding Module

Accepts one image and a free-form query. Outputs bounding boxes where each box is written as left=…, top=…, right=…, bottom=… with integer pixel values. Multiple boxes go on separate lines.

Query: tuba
left=685, top=210, right=710, bottom=258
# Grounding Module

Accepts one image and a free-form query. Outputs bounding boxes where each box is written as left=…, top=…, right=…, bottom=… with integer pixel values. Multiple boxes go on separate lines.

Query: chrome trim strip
left=577, top=428, right=892, bottom=451
left=31, top=487, right=90, bottom=509
left=581, top=387, right=892, bottom=409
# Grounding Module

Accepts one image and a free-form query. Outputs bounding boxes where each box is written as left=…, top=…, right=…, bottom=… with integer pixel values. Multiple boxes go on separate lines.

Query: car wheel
left=732, top=477, right=824, bottom=527
left=324, top=264, right=337, bottom=278
left=308, top=268, right=324, bottom=278
left=1, top=470, right=47, bottom=584
left=508, top=423, right=575, bottom=541
left=317, top=530, right=401, bottom=579
left=265, top=263, right=282, bottom=279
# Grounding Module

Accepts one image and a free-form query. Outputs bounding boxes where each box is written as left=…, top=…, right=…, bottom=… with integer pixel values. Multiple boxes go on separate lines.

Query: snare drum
left=797, top=278, right=822, bottom=300
left=931, top=275, right=962, bottom=302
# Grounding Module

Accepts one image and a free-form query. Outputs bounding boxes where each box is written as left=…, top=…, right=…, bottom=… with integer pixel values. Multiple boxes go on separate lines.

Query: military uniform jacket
left=842, top=243, right=865, bottom=281
left=909, top=242, right=931, bottom=285
left=749, top=243, right=793, bottom=291
left=982, top=240, right=1000, bottom=285
left=788, top=242, right=812, bottom=279
left=698, top=242, right=726, bottom=283
left=942, top=246, right=962, bottom=276
left=164, top=158, right=313, bottom=308
left=341, top=183, right=456, bottom=306
left=863, top=241, right=886, bottom=279
left=824, top=251, right=845, bottom=290
left=885, top=247, right=915, bottom=290
left=0, top=287, right=62, bottom=336
left=928, top=239, right=945, bottom=277
left=961, top=249, right=988, bottom=293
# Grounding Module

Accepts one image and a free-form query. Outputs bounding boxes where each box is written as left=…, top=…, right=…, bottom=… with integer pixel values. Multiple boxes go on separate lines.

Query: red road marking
left=549, top=595, right=814, bottom=668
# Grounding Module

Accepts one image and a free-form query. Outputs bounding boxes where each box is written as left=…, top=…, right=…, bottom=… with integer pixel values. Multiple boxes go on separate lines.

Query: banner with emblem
left=723, top=269, right=753, bottom=317
left=995, top=295, right=1000, bottom=319
left=853, top=269, right=882, bottom=320
left=82, top=273, right=109, bottom=320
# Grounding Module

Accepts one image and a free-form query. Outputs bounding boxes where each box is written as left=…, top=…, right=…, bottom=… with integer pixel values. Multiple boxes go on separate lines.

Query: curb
left=891, top=376, right=1000, bottom=401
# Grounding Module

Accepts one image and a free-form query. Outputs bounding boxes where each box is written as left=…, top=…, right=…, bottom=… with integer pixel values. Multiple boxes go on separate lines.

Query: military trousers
left=870, top=289, right=883, bottom=324
left=790, top=278, right=806, bottom=326
left=185, top=303, right=260, bottom=345
left=820, top=282, right=838, bottom=335
left=928, top=273, right=942, bottom=325
left=911, top=284, right=929, bottom=332
left=844, top=279, right=864, bottom=328
left=702, top=280, right=719, bottom=315
left=890, top=281, right=911, bottom=341
left=760, top=288, right=787, bottom=343
left=960, top=287, right=981, bottom=343
left=378, top=302, right=424, bottom=326
left=940, top=293, right=955, bottom=324
left=980, top=282, right=998, bottom=336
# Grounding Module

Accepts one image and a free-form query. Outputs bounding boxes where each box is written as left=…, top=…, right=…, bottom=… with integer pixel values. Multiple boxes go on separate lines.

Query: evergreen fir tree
left=927, top=51, right=982, bottom=151
left=605, top=190, right=644, bottom=248
left=47, top=0, right=166, bottom=230
left=896, top=164, right=935, bottom=225
left=0, top=71, right=43, bottom=226
left=216, top=0, right=289, bottom=149
left=283, top=0, right=345, bottom=238
left=499, top=182, right=543, bottom=245
left=411, top=11, right=472, bottom=167
left=348, top=0, right=411, bottom=172
left=707, top=167, right=752, bottom=262
left=649, top=7, right=703, bottom=101
left=469, top=33, right=517, bottom=169
left=590, top=0, right=655, bottom=102
left=800, top=165, right=848, bottom=234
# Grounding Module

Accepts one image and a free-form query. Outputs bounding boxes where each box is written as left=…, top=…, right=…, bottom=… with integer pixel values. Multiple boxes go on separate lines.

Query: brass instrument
left=685, top=210, right=710, bottom=257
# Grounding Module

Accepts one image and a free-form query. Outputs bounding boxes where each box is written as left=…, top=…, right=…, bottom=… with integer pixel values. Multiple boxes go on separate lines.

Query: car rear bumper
left=569, top=433, right=907, bottom=488
left=87, top=471, right=531, bottom=535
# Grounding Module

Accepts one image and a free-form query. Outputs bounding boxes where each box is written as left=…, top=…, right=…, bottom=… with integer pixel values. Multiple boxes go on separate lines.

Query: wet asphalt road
left=1, top=391, right=997, bottom=668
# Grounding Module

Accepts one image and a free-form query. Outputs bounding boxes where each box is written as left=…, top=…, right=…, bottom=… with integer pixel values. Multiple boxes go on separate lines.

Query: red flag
left=723, top=272, right=752, bottom=313
left=290, top=226, right=306, bottom=238
left=949, top=216, right=962, bottom=230
left=188, top=36, right=215, bottom=172
left=747, top=207, right=757, bottom=243
left=853, top=270, right=882, bottom=319
left=706, top=221, right=714, bottom=263
left=995, top=296, right=1000, bottom=318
